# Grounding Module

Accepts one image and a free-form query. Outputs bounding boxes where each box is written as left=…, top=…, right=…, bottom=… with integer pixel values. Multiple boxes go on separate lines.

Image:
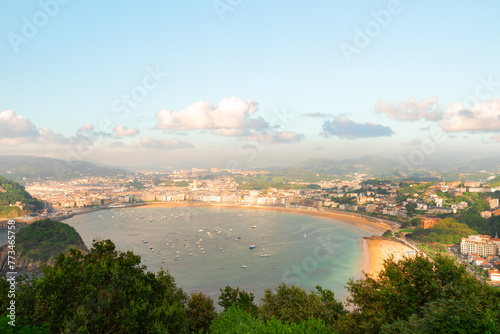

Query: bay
left=64, top=206, right=370, bottom=302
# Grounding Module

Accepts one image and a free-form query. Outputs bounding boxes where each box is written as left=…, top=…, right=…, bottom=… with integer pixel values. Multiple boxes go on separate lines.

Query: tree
left=410, top=217, right=421, bottom=227
left=5, top=239, right=189, bottom=333
left=337, top=254, right=498, bottom=333
left=186, top=292, right=217, bottom=333
left=382, top=297, right=500, bottom=333
left=259, top=284, right=345, bottom=327
left=218, top=286, right=258, bottom=316
left=405, top=203, right=417, bottom=218
left=209, top=306, right=334, bottom=334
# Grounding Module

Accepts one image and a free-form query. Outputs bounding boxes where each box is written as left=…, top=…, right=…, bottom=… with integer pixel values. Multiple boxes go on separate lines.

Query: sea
left=1, top=206, right=370, bottom=302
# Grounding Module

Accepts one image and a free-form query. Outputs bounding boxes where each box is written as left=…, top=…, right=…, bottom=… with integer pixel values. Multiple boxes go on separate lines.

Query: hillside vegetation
left=16, top=219, right=87, bottom=262
left=0, top=175, right=42, bottom=217
left=0, top=155, right=123, bottom=183
left=2, top=239, right=500, bottom=333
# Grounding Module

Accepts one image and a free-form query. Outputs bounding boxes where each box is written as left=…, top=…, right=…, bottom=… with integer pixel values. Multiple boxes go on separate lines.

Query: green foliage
left=0, top=206, right=22, bottom=218
left=0, top=317, right=49, bottom=333
left=382, top=297, right=500, bottom=334
left=0, top=175, right=43, bottom=214
left=162, top=180, right=189, bottom=187
left=186, top=291, right=217, bottom=333
left=218, top=286, right=258, bottom=316
left=404, top=202, right=417, bottom=218
left=3, top=239, right=189, bottom=333
left=457, top=207, right=490, bottom=235
left=490, top=176, right=500, bottom=188
left=333, top=195, right=356, bottom=205
left=236, top=174, right=305, bottom=190
left=209, top=307, right=334, bottom=334
left=382, top=230, right=393, bottom=237
left=410, top=218, right=476, bottom=244
left=397, top=182, right=433, bottom=197
left=259, top=284, right=345, bottom=327
left=129, top=180, right=144, bottom=190
left=16, top=219, right=87, bottom=262
left=410, top=218, right=421, bottom=227
left=455, top=192, right=489, bottom=212
left=339, top=254, right=497, bottom=333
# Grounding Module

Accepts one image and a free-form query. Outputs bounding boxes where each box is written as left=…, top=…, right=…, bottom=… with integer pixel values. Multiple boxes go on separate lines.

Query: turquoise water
left=64, top=206, right=369, bottom=301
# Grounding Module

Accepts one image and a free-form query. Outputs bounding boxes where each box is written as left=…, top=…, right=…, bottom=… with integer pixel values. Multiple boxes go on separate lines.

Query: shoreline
left=133, top=202, right=393, bottom=235
left=13, top=202, right=400, bottom=280
left=131, top=202, right=397, bottom=277
left=361, top=236, right=417, bottom=277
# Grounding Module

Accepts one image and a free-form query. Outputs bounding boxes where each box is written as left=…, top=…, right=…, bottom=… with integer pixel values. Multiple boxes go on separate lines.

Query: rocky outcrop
left=0, top=244, right=51, bottom=276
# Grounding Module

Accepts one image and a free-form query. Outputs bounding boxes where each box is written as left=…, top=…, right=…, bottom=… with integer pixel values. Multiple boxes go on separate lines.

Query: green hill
left=16, top=219, right=87, bottom=262
left=0, top=174, right=42, bottom=217
left=292, top=155, right=400, bottom=177
left=0, top=155, right=125, bottom=183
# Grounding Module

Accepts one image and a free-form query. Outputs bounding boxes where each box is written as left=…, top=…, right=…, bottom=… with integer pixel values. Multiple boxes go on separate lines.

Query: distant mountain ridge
left=0, top=155, right=125, bottom=183
left=291, top=155, right=400, bottom=176
left=284, top=154, right=500, bottom=178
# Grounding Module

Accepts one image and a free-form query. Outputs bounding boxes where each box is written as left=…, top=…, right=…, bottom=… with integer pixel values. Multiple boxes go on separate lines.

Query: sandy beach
left=361, top=236, right=418, bottom=277
left=133, top=202, right=403, bottom=280
left=134, top=202, right=393, bottom=235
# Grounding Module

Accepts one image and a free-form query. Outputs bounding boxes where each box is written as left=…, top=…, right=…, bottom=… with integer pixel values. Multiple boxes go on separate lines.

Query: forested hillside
left=0, top=175, right=42, bottom=217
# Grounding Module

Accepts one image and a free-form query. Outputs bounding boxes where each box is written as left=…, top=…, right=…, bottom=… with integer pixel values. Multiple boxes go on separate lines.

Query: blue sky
left=1, top=1, right=499, bottom=169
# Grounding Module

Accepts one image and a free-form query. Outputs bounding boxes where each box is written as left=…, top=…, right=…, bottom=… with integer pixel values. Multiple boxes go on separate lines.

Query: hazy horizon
left=1, top=2, right=499, bottom=169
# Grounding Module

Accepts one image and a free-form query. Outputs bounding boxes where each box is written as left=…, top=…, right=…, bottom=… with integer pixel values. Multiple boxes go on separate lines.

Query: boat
left=252, top=225, right=256, bottom=229
left=241, top=265, right=248, bottom=268
left=304, top=233, right=307, bottom=239
left=249, top=245, right=256, bottom=249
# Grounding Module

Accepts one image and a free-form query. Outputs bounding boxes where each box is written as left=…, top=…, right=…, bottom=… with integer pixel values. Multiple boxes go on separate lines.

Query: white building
left=461, top=235, right=500, bottom=257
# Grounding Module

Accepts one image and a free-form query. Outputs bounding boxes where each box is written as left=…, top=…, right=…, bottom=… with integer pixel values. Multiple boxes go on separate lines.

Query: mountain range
left=0, top=154, right=498, bottom=183
left=0, top=155, right=125, bottom=183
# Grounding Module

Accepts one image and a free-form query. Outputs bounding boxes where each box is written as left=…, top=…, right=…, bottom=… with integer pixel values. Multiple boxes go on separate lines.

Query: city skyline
left=1, top=1, right=499, bottom=169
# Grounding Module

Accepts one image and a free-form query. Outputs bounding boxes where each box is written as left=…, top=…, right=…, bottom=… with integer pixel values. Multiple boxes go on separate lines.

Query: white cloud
left=248, top=130, right=303, bottom=144
left=441, top=98, right=500, bottom=132
left=376, top=97, right=443, bottom=121
left=38, top=128, right=71, bottom=145
left=303, top=112, right=330, bottom=118
left=0, top=110, right=40, bottom=138
left=140, top=137, right=194, bottom=150
left=115, top=125, right=139, bottom=137
left=78, top=123, right=94, bottom=133
left=155, top=97, right=264, bottom=132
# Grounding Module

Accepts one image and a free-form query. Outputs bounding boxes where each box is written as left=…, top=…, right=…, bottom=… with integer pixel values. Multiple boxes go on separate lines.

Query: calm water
left=2, top=207, right=370, bottom=302
left=65, top=206, right=369, bottom=301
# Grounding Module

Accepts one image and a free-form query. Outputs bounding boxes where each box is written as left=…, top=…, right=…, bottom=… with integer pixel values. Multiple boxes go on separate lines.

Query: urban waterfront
left=64, top=206, right=370, bottom=301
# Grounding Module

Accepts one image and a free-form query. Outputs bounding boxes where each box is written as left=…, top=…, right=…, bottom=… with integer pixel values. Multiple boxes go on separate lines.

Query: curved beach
left=133, top=202, right=398, bottom=278
left=134, top=202, right=393, bottom=235
left=361, top=236, right=416, bottom=277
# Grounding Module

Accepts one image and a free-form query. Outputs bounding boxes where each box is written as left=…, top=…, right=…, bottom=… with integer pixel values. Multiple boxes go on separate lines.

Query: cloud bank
left=441, top=98, right=500, bottom=132
left=322, top=117, right=394, bottom=139
left=376, top=97, right=443, bottom=121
